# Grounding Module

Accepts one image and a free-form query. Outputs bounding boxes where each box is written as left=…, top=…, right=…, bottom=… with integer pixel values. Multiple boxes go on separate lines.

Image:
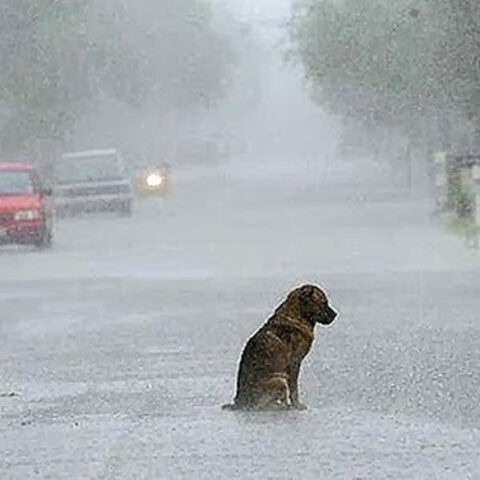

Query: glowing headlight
left=14, top=209, right=41, bottom=221
left=146, top=173, right=163, bottom=188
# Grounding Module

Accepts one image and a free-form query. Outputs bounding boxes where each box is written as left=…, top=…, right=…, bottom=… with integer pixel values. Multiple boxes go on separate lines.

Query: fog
left=1, top=1, right=479, bottom=479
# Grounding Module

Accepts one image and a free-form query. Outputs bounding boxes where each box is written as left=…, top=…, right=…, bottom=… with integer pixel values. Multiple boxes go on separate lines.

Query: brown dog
left=223, top=284, right=337, bottom=411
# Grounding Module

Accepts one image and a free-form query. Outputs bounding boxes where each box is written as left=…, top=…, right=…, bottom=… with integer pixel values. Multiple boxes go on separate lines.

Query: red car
left=0, top=163, right=53, bottom=248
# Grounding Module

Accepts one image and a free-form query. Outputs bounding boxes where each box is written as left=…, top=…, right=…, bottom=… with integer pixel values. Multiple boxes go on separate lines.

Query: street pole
left=473, top=164, right=480, bottom=248
left=406, top=141, right=412, bottom=191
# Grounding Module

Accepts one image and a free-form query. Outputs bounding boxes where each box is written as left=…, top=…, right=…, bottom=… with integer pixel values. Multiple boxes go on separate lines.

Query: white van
left=54, top=149, right=133, bottom=216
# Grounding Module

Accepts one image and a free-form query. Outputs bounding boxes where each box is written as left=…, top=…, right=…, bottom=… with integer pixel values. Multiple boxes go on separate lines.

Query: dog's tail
left=221, top=403, right=240, bottom=411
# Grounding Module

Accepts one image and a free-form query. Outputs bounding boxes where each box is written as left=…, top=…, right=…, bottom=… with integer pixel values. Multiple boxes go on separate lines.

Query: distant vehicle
left=54, top=149, right=133, bottom=216
left=136, top=164, right=171, bottom=197
left=0, top=162, right=53, bottom=248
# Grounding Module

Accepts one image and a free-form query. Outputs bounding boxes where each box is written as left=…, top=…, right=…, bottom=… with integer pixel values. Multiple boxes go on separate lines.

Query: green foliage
left=448, top=215, right=480, bottom=248
left=0, top=0, right=233, bottom=153
left=449, top=185, right=475, bottom=219
left=289, top=0, right=480, bottom=140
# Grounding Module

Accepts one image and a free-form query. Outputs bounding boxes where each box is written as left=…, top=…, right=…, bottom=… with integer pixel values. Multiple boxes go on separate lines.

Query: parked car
left=54, top=149, right=134, bottom=216
left=0, top=162, right=53, bottom=248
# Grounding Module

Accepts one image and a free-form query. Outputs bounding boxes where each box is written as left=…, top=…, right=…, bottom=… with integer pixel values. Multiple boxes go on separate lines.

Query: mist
left=1, top=1, right=479, bottom=479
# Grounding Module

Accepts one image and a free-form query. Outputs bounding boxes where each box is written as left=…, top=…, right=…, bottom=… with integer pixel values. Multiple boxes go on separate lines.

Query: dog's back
left=224, top=315, right=313, bottom=410
left=232, top=325, right=290, bottom=408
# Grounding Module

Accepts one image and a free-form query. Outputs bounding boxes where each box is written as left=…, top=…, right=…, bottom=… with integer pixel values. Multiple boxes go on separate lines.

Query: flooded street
left=3, top=0, right=480, bottom=478
left=1, top=165, right=479, bottom=479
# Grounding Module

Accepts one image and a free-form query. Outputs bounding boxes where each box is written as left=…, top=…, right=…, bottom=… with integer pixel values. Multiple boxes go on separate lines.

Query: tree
left=0, top=1, right=91, bottom=151
left=289, top=0, right=480, bottom=150
left=0, top=0, right=233, bottom=155
left=439, top=1, right=480, bottom=125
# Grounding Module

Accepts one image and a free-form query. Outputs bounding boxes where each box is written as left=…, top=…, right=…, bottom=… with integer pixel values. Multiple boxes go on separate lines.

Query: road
left=1, top=163, right=479, bottom=479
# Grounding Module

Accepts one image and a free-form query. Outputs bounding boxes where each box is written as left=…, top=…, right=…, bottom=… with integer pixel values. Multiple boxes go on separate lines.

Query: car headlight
left=146, top=173, right=164, bottom=188
left=14, top=209, right=41, bottom=221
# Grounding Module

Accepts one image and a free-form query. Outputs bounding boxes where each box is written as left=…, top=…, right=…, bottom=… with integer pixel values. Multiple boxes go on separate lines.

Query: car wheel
left=34, top=228, right=53, bottom=249
left=119, top=200, right=132, bottom=217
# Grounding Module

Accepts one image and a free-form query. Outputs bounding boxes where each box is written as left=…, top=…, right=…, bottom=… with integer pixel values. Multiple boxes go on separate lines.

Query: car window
left=55, top=155, right=123, bottom=184
left=0, top=171, right=35, bottom=195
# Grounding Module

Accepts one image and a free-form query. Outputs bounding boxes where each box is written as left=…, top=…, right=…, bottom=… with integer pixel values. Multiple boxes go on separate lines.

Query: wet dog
left=223, top=284, right=337, bottom=411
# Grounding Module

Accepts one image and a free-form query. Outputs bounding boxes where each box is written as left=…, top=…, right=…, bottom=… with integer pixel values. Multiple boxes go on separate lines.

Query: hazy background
left=2, top=1, right=480, bottom=479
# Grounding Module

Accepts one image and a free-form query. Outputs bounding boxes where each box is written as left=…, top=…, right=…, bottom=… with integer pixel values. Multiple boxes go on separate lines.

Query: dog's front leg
left=288, top=362, right=307, bottom=410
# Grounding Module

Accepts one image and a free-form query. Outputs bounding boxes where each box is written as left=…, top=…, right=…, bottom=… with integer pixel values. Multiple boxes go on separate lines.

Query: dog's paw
left=291, top=402, right=307, bottom=411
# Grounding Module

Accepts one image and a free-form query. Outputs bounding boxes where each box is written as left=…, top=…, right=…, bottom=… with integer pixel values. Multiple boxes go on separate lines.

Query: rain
left=1, top=0, right=479, bottom=478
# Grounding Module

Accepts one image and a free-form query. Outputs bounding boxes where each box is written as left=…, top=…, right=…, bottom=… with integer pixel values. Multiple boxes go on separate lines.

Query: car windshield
left=0, top=170, right=35, bottom=195
left=55, top=155, right=124, bottom=184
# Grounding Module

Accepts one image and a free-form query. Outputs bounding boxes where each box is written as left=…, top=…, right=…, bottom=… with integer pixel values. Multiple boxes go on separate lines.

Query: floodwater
left=1, top=162, right=479, bottom=479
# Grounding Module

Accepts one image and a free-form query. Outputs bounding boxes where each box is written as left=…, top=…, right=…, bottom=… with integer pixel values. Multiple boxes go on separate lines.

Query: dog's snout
left=325, top=306, right=337, bottom=323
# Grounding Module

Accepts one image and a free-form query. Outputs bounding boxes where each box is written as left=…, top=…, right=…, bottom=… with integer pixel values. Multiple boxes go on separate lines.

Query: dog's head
left=288, top=284, right=337, bottom=326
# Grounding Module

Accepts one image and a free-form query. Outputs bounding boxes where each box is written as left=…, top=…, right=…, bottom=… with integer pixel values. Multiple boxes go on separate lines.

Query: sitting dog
left=223, top=284, right=337, bottom=411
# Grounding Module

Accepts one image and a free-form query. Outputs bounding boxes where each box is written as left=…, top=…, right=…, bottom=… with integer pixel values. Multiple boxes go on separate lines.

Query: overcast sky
left=217, top=0, right=292, bottom=22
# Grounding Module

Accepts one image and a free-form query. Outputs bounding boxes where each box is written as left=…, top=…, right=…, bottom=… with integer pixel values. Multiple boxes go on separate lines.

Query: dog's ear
left=298, top=284, right=315, bottom=301
left=298, top=284, right=328, bottom=304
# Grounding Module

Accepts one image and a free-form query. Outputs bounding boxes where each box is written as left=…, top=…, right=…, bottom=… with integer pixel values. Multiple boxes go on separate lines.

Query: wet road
left=1, top=165, right=479, bottom=479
